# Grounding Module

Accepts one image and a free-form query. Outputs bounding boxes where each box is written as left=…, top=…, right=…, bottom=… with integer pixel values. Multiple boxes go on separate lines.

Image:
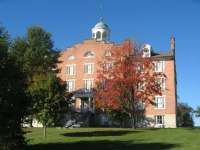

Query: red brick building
left=57, top=20, right=177, bottom=128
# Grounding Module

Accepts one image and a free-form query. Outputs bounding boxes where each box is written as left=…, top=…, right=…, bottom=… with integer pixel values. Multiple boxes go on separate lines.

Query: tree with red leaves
left=95, top=40, right=164, bottom=128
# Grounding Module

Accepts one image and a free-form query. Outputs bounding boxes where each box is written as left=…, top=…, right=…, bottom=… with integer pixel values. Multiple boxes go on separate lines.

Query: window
left=154, top=96, right=165, bottom=109
left=155, top=115, right=164, bottom=125
left=84, top=51, right=95, bottom=58
left=66, top=80, right=75, bottom=92
left=84, top=63, right=94, bottom=74
left=83, top=79, right=93, bottom=92
left=105, top=50, right=112, bottom=57
left=142, top=44, right=151, bottom=57
left=142, top=48, right=150, bottom=57
left=104, top=62, right=113, bottom=70
left=135, top=101, right=145, bottom=110
left=68, top=55, right=75, bottom=60
left=102, top=32, right=107, bottom=39
left=137, top=82, right=145, bottom=91
left=66, top=64, right=76, bottom=75
left=154, top=61, right=165, bottom=72
left=157, top=77, right=166, bottom=90
left=92, top=33, right=95, bottom=38
left=136, top=64, right=144, bottom=73
left=96, top=31, right=101, bottom=39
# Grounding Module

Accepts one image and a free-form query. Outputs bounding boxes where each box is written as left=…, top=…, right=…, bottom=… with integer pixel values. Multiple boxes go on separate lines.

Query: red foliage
left=95, top=40, right=164, bottom=115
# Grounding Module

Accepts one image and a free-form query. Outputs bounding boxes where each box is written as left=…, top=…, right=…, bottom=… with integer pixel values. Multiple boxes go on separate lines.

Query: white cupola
left=91, top=19, right=110, bottom=41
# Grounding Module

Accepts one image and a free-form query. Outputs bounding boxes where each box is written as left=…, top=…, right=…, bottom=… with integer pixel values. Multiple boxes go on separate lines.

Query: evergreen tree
left=10, top=26, right=71, bottom=136
left=10, top=26, right=59, bottom=77
left=0, top=26, right=27, bottom=150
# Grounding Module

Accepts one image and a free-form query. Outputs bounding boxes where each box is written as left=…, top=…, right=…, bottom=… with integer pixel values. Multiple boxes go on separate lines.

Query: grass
left=25, top=127, right=200, bottom=150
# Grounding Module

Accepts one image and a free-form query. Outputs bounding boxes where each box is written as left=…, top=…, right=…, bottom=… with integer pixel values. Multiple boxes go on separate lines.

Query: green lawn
left=25, top=127, right=200, bottom=150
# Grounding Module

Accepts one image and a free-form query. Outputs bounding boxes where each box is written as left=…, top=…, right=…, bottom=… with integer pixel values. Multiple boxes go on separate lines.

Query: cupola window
left=102, top=32, right=107, bottom=39
left=96, top=31, right=101, bottom=40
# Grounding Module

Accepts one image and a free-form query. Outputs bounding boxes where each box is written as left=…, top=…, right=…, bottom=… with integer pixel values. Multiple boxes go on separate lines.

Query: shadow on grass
left=28, top=140, right=179, bottom=150
left=62, top=130, right=140, bottom=137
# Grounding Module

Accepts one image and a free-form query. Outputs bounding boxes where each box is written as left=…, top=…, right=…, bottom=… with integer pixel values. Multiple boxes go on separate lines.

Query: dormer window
left=104, top=50, right=112, bottom=57
left=142, top=44, right=152, bottom=58
left=143, top=48, right=150, bottom=57
left=84, top=51, right=95, bottom=58
left=68, top=55, right=75, bottom=60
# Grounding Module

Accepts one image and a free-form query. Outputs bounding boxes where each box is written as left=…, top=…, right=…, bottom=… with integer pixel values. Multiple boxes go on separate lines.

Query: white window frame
left=68, top=55, right=75, bottom=60
left=84, top=63, right=94, bottom=74
left=154, top=95, right=165, bottom=109
left=157, top=77, right=166, bottom=91
left=155, top=115, right=165, bottom=125
left=66, top=79, right=75, bottom=92
left=154, top=61, right=165, bottom=72
left=66, top=64, right=76, bottom=76
left=83, top=79, right=93, bottom=92
left=104, top=62, right=113, bottom=70
left=142, top=48, right=151, bottom=57
left=137, top=82, right=145, bottom=91
left=105, top=50, right=112, bottom=57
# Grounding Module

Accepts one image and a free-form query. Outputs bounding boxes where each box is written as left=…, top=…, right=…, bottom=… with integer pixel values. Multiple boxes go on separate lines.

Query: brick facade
left=57, top=21, right=177, bottom=128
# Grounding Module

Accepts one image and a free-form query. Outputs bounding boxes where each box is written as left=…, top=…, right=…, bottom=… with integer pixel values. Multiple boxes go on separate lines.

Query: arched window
left=142, top=44, right=151, bottom=58
left=142, top=48, right=150, bottom=57
left=68, top=55, right=75, bottom=60
left=104, top=50, right=112, bottom=57
left=96, top=31, right=101, bottom=39
left=84, top=51, right=95, bottom=58
left=102, top=32, right=107, bottom=39
left=92, top=33, right=95, bottom=38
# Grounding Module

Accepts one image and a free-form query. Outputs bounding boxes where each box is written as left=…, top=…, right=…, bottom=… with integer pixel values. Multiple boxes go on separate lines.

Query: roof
left=92, top=21, right=110, bottom=30
left=151, top=50, right=174, bottom=60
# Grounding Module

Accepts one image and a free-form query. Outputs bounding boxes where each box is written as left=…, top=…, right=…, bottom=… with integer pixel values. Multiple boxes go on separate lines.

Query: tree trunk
left=130, top=114, right=135, bottom=128
left=131, top=117, right=135, bottom=128
left=43, top=125, right=46, bottom=138
left=30, top=116, right=33, bottom=127
left=3, top=144, right=7, bottom=150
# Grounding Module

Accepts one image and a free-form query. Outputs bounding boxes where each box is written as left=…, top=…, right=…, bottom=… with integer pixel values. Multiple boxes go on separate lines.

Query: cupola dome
left=91, top=19, right=110, bottom=41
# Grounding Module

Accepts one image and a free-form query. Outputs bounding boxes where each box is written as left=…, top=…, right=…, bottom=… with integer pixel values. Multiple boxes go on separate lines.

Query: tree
left=95, top=40, right=163, bottom=128
left=28, top=73, right=71, bottom=138
left=10, top=26, right=60, bottom=127
left=10, top=26, right=59, bottom=77
left=177, top=102, right=194, bottom=127
left=195, top=106, right=200, bottom=118
left=0, top=26, right=27, bottom=150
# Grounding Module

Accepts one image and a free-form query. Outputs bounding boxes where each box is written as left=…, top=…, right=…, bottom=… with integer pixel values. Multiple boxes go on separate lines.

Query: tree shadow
left=142, top=128, right=161, bottom=131
left=62, top=130, right=141, bottom=137
left=28, top=140, right=179, bottom=150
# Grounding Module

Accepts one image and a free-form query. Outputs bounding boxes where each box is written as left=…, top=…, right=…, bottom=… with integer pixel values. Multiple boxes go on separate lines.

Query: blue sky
left=0, top=0, right=200, bottom=126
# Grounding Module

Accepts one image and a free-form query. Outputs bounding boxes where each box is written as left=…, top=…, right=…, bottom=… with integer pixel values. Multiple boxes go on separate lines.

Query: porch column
left=88, top=97, right=91, bottom=111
